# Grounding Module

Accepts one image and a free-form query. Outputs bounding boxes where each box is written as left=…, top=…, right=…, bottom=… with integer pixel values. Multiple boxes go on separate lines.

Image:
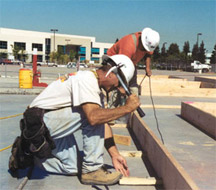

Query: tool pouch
left=9, top=107, right=56, bottom=172
left=23, top=107, right=56, bottom=159
left=9, top=136, right=34, bottom=172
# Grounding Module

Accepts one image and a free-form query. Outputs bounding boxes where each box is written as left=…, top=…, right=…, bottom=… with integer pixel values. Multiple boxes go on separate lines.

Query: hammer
left=116, top=74, right=145, bottom=117
left=107, top=65, right=145, bottom=117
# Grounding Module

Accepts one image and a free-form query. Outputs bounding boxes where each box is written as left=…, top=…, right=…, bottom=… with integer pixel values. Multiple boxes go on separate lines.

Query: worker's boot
left=81, top=166, right=122, bottom=185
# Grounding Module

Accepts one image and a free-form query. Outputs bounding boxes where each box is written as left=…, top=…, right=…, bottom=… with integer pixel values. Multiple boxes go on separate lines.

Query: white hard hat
left=141, top=27, right=160, bottom=52
left=103, top=54, right=135, bottom=84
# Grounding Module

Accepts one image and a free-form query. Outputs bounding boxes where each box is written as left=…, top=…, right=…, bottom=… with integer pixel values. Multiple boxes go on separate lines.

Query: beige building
left=0, top=28, right=113, bottom=63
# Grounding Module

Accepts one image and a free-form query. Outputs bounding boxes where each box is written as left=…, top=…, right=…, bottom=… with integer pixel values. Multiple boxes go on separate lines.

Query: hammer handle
left=116, top=74, right=145, bottom=118
left=136, top=107, right=145, bottom=117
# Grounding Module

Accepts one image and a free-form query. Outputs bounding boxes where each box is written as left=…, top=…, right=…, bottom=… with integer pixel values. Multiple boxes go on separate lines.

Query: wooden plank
left=137, top=75, right=216, bottom=97
left=141, top=88, right=216, bottom=98
left=181, top=102, right=216, bottom=139
left=119, top=177, right=162, bottom=186
left=113, top=134, right=131, bottom=146
left=119, top=151, right=142, bottom=157
left=141, top=104, right=181, bottom=109
left=129, top=112, right=199, bottom=190
left=195, top=76, right=216, bottom=88
left=110, top=124, right=127, bottom=128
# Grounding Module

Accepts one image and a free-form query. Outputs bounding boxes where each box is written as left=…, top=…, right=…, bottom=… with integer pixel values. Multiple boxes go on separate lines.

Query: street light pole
left=50, top=29, right=58, bottom=52
left=197, top=33, right=202, bottom=46
left=163, top=42, right=167, bottom=49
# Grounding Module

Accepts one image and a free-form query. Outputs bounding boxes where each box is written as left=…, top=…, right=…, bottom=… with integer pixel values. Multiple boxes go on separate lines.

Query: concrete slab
left=0, top=95, right=157, bottom=190
left=141, top=106, right=216, bottom=190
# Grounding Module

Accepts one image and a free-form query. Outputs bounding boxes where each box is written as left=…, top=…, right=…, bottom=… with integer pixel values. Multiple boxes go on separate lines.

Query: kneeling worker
left=11, top=55, right=140, bottom=185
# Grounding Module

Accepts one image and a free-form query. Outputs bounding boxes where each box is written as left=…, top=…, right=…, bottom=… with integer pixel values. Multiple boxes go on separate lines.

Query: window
left=31, top=55, right=43, bottom=62
left=80, top=56, right=86, bottom=61
left=14, top=42, right=26, bottom=50
left=79, top=47, right=86, bottom=56
left=57, top=45, right=65, bottom=54
left=91, top=57, right=99, bottom=61
left=32, top=43, right=43, bottom=51
left=91, top=48, right=100, bottom=55
left=45, top=38, right=51, bottom=55
left=37, top=55, right=43, bottom=62
left=104, top=48, right=108, bottom=54
left=0, top=41, right=7, bottom=49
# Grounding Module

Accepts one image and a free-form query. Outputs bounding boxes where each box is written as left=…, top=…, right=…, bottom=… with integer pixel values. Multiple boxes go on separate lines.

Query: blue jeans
left=34, top=106, right=104, bottom=175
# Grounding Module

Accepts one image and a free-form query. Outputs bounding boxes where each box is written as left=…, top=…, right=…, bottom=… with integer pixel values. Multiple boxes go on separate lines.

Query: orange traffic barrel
left=19, top=69, right=33, bottom=88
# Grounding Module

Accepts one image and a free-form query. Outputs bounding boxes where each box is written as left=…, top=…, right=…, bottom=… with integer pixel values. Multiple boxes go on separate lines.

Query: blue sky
left=0, top=0, right=215, bottom=52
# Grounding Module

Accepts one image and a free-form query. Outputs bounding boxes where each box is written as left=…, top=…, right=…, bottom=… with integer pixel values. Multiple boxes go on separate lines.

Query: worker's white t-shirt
left=30, top=71, right=102, bottom=109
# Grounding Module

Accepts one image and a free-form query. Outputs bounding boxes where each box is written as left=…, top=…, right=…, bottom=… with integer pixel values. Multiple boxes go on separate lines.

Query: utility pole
left=50, top=29, right=58, bottom=52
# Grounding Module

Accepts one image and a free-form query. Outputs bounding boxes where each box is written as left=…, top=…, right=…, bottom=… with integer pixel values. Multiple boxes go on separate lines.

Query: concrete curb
left=0, top=88, right=43, bottom=95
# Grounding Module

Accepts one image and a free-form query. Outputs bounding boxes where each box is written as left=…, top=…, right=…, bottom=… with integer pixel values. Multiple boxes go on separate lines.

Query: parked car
left=191, top=60, right=211, bottom=73
left=67, top=62, right=88, bottom=69
left=137, top=63, right=146, bottom=69
left=37, top=62, right=58, bottom=67
left=79, top=63, right=88, bottom=68
left=0, top=58, right=13, bottom=65
left=67, top=62, right=77, bottom=68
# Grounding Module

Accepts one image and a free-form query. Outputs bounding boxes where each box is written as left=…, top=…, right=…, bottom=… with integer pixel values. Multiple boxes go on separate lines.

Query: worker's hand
left=125, top=94, right=140, bottom=112
left=112, top=154, right=130, bottom=177
left=146, top=68, right=152, bottom=77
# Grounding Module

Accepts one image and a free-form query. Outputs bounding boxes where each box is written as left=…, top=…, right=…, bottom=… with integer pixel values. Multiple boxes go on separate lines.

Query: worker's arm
left=81, top=94, right=140, bottom=126
left=105, top=124, right=129, bottom=176
left=145, top=56, right=152, bottom=77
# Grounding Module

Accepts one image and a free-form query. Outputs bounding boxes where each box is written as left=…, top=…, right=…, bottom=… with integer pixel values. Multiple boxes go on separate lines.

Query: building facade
left=0, top=28, right=113, bottom=63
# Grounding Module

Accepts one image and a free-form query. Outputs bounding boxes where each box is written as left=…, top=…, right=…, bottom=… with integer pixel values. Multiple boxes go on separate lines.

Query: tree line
left=151, top=41, right=216, bottom=65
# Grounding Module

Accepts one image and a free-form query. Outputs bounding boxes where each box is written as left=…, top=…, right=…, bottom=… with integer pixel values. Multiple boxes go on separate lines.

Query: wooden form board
left=141, top=105, right=181, bottom=109
left=137, top=75, right=216, bottom=97
left=195, top=76, right=216, bottom=88
left=141, top=87, right=216, bottom=98
left=129, top=112, right=199, bottom=190
left=181, top=102, right=216, bottom=139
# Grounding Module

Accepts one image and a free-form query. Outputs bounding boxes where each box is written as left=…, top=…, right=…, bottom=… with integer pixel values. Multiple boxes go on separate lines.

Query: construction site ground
left=0, top=65, right=215, bottom=190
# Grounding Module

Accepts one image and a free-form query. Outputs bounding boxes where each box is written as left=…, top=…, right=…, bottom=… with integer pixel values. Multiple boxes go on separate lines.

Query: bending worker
left=14, top=55, right=140, bottom=186
left=106, top=27, right=160, bottom=96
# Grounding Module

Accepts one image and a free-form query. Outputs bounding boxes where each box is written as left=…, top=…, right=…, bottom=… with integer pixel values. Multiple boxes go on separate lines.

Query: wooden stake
left=119, top=177, right=162, bottom=186
left=119, top=151, right=142, bottom=157
left=113, top=134, right=131, bottom=146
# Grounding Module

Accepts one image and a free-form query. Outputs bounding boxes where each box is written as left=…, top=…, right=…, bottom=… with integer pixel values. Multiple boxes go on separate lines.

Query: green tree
left=197, top=41, right=206, bottom=63
left=50, top=51, right=58, bottom=63
left=167, top=43, right=180, bottom=56
left=20, top=48, right=28, bottom=62
left=183, top=41, right=190, bottom=56
left=210, top=44, right=216, bottom=64
left=69, top=50, right=77, bottom=62
left=160, top=44, right=167, bottom=62
left=192, top=43, right=199, bottom=60
left=57, top=46, right=64, bottom=62
left=152, top=46, right=160, bottom=62
left=11, top=44, right=20, bottom=60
